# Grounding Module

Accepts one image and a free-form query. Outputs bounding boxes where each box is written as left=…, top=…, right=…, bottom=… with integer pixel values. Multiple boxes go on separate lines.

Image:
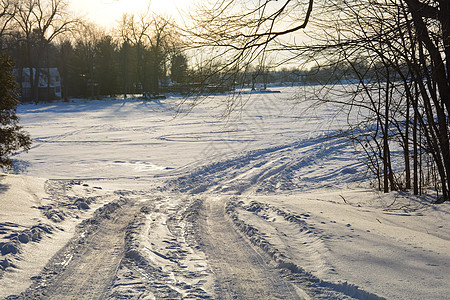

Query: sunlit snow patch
left=112, top=161, right=167, bottom=172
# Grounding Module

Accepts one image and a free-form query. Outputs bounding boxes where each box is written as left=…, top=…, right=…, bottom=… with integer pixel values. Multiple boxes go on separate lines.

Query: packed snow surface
left=1, top=87, right=449, bottom=299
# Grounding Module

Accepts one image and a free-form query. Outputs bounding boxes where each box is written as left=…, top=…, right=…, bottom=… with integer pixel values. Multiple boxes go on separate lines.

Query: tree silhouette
left=0, top=53, right=31, bottom=167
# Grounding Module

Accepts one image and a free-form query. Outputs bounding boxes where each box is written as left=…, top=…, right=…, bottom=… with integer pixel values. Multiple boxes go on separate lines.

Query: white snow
left=1, top=86, right=449, bottom=299
left=0, top=174, right=117, bottom=298
left=234, top=192, right=450, bottom=299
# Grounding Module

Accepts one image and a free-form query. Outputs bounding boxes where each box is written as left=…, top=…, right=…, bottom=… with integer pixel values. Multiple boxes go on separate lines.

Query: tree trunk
left=413, top=90, right=419, bottom=195
left=383, top=69, right=390, bottom=193
left=33, top=67, right=40, bottom=103
left=404, top=96, right=411, bottom=190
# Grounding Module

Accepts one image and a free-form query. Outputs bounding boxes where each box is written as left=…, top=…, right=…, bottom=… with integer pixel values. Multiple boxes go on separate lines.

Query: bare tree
left=73, top=22, right=104, bottom=98
left=0, top=0, right=19, bottom=41
left=118, top=11, right=178, bottom=96
left=297, top=0, right=449, bottom=201
left=189, top=0, right=313, bottom=52
left=184, top=0, right=314, bottom=103
left=189, top=0, right=449, bottom=202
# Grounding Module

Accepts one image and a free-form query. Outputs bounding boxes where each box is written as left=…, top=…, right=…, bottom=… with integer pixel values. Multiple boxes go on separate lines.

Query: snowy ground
left=0, top=87, right=449, bottom=299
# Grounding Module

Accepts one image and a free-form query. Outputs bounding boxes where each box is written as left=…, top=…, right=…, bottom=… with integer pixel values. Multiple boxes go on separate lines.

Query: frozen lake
left=15, top=87, right=358, bottom=189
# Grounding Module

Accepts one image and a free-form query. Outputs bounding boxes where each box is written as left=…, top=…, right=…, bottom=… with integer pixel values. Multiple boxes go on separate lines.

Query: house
left=13, top=67, right=62, bottom=101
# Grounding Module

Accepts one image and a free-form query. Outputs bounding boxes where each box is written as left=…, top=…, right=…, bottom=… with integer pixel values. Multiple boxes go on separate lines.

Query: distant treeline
left=0, top=0, right=403, bottom=102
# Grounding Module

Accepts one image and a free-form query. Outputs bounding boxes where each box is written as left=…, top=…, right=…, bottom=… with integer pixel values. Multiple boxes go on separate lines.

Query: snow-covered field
left=13, top=87, right=359, bottom=189
left=1, top=87, right=449, bottom=299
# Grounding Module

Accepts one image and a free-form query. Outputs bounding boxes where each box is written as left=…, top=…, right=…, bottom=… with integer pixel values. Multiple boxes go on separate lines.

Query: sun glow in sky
left=69, top=0, right=195, bottom=30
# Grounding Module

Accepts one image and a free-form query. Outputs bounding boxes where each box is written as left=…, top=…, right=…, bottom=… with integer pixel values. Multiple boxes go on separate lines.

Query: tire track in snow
left=10, top=197, right=136, bottom=299
left=164, top=131, right=385, bottom=299
left=110, top=197, right=213, bottom=299
left=226, top=199, right=386, bottom=300
left=167, top=132, right=363, bottom=195
left=198, top=196, right=306, bottom=299
left=234, top=200, right=331, bottom=278
left=27, top=124, right=112, bottom=151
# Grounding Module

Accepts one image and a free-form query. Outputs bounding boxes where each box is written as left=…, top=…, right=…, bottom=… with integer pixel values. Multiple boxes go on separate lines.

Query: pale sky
left=68, top=0, right=195, bottom=30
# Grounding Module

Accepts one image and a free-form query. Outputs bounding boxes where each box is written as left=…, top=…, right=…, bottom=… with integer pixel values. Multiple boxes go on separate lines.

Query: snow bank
left=0, top=173, right=117, bottom=298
